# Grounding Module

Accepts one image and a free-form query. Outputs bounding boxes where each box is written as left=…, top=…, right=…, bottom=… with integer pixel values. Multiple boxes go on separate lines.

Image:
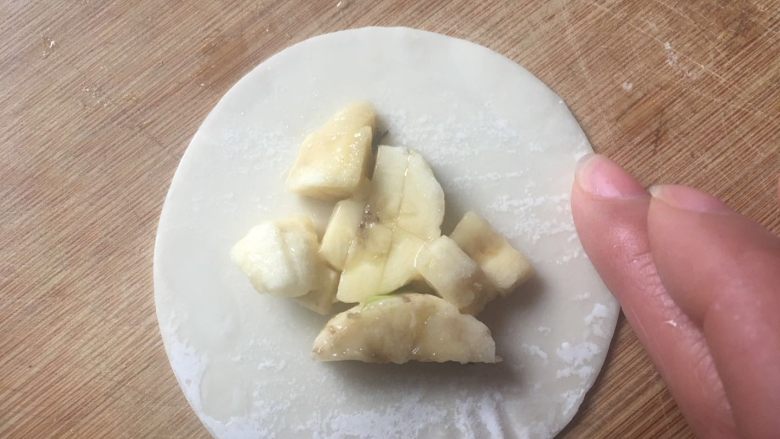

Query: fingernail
left=649, top=185, right=733, bottom=214
left=576, top=154, right=647, bottom=199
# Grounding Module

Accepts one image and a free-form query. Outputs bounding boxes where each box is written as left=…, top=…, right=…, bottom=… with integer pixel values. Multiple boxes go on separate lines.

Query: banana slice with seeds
left=326, top=145, right=445, bottom=303
left=335, top=222, right=394, bottom=303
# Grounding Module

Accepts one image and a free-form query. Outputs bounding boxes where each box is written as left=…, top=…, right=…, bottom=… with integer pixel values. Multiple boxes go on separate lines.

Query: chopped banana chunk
left=416, top=236, right=497, bottom=314
left=319, top=197, right=366, bottom=270
left=368, top=145, right=445, bottom=238
left=396, top=150, right=446, bottom=240
left=295, top=265, right=339, bottom=315
left=380, top=230, right=425, bottom=293
left=334, top=146, right=445, bottom=303
left=231, top=218, right=321, bottom=297
left=451, top=211, right=533, bottom=294
left=312, top=293, right=496, bottom=364
left=337, top=222, right=394, bottom=303
left=287, top=102, right=377, bottom=200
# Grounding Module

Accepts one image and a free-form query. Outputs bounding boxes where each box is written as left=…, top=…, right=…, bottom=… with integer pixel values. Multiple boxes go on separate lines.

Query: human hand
left=571, top=154, right=780, bottom=438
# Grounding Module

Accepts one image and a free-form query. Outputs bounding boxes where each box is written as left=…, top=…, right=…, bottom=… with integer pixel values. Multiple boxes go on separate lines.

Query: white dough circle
left=154, top=27, right=619, bottom=439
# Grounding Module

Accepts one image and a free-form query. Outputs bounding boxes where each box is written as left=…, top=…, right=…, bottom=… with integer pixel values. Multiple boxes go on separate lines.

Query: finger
left=571, top=155, right=737, bottom=437
left=648, top=185, right=780, bottom=438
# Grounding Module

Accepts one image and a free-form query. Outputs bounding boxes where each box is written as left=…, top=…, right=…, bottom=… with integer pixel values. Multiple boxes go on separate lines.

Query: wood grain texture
left=1, top=0, right=777, bottom=437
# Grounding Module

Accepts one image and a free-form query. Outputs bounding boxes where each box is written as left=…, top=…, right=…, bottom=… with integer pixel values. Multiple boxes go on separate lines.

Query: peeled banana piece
left=286, top=102, right=377, bottom=200
left=231, top=217, right=338, bottom=314
left=415, top=236, right=498, bottom=315
left=319, top=196, right=366, bottom=270
left=331, top=145, right=445, bottom=303
left=231, top=218, right=321, bottom=298
left=451, top=211, right=533, bottom=294
left=312, top=293, right=496, bottom=364
left=294, top=265, right=339, bottom=315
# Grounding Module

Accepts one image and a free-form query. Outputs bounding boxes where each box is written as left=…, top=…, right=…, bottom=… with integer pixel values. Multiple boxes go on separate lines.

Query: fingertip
left=570, top=153, right=653, bottom=303
left=575, top=154, right=647, bottom=200
left=571, top=154, right=650, bottom=266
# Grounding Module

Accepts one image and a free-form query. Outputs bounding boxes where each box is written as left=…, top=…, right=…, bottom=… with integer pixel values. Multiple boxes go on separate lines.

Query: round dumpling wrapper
left=154, top=26, right=619, bottom=439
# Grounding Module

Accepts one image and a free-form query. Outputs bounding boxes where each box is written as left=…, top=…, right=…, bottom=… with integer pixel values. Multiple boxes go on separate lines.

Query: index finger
left=648, top=184, right=780, bottom=438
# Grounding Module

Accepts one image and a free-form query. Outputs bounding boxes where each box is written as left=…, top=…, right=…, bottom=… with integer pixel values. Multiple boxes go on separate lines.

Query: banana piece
left=336, top=222, right=393, bottom=303
left=312, top=293, right=496, bottom=364
left=451, top=211, right=533, bottom=294
left=294, top=265, right=339, bottom=315
left=334, top=146, right=445, bottom=303
left=368, top=146, right=445, bottom=238
left=396, top=150, right=446, bottom=240
left=231, top=218, right=320, bottom=298
left=380, top=230, right=425, bottom=293
left=286, top=102, right=376, bottom=200
left=415, top=236, right=497, bottom=314
left=319, top=197, right=366, bottom=270
left=368, top=144, right=407, bottom=224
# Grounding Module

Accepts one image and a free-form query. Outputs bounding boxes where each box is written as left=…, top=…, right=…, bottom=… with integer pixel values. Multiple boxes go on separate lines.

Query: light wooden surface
left=1, top=1, right=777, bottom=437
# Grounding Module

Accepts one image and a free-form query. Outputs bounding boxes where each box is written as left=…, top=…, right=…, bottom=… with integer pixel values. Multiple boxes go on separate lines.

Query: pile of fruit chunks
left=232, top=103, right=533, bottom=364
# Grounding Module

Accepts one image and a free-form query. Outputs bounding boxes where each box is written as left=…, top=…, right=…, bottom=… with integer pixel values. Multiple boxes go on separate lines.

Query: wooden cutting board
left=1, top=1, right=777, bottom=437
